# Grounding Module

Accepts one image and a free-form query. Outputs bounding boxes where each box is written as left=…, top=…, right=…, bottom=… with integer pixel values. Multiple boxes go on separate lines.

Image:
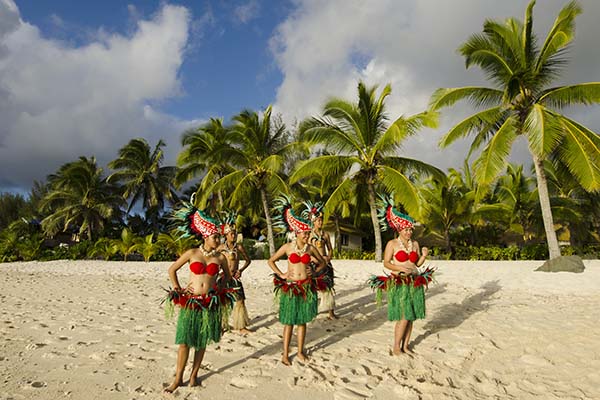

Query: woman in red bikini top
left=379, top=202, right=429, bottom=276
left=168, top=231, right=230, bottom=296
left=268, top=230, right=326, bottom=281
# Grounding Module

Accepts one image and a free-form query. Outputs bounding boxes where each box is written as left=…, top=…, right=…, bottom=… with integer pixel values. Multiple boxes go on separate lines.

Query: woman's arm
left=168, top=249, right=192, bottom=290
left=237, top=243, right=252, bottom=273
left=219, top=253, right=233, bottom=282
left=324, top=232, right=333, bottom=262
left=267, top=244, right=289, bottom=279
left=414, top=241, right=428, bottom=267
left=308, top=244, right=326, bottom=273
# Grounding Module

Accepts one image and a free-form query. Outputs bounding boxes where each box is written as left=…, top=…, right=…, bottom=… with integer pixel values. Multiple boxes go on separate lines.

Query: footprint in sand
left=230, top=376, right=258, bottom=389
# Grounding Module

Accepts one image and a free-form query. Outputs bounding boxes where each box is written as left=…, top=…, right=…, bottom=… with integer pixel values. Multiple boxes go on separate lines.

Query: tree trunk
left=217, top=190, right=224, bottom=209
left=469, top=223, right=476, bottom=246
left=444, top=228, right=451, bottom=253
left=260, top=187, right=276, bottom=257
left=532, top=154, right=561, bottom=259
left=367, top=182, right=383, bottom=262
left=333, top=214, right=342, bottom=253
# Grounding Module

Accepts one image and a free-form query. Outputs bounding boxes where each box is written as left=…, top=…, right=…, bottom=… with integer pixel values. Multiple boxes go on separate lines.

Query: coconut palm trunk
left=367, top=181, right=383, bottom=262
left=532, top=154, right=561, bottom=259
left=260, top=187, right=276, bottom=256
left=333, top=214, right=342, bottom=253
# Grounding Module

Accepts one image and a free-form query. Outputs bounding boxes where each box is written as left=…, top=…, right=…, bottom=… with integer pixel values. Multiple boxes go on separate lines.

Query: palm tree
left=291, top=82, right=442, bottom=261
left=430, top=0, right=600, bottom=259
left=41, top=157, right=124, bottom=241
left=447, top=160, right=489, bottom=246
left=157, top=230, right=197, bottom=257
left=135, top=233, right=157, bottom=262
left=477, top=164, right=541, bottom=243
left=112, top=227, right=138, bottom=261
left=421, top=174, right=468, bottom=253
left=199, top=106, right=303, bottom=256
left=176, top=118, right=241, bottom=208
left=108, top=138, right=178, bottom=233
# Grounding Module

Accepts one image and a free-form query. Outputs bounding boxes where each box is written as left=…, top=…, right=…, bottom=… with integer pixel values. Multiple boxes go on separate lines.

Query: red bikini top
left=395, top=250, right=419, bottom=263
left=288, top=253, right=311, bottom=264
left=189, top=261, right=219, bottom=276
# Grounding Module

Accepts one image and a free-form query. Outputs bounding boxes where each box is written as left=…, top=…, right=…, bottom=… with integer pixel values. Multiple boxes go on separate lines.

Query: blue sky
left=16, top=0, right=289, bottom=120
left=1, top=0, right=600, bottom=194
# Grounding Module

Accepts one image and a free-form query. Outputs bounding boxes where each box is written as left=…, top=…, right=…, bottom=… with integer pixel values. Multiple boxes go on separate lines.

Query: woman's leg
left=296, top=324, right=308, bottom=361
left=188, top=347, right=206, bottom=386
left=401, top=321, right=414, bottom=353
left=164, top=344, right=190, bottom=393
left=282, top=324, right=293, bottom=365
left=393, top=320, right=409, bottom=355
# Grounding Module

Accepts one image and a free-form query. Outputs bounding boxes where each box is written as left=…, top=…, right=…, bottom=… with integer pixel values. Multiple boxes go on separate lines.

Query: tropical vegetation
left=0, top=1, right=599, bottom=263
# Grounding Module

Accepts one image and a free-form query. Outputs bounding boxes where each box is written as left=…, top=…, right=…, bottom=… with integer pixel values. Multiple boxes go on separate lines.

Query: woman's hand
left=421, top=247, right=429, bottom=258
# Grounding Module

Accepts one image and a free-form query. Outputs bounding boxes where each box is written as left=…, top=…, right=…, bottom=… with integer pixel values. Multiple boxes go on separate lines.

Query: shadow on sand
left=411, top=280, right=501, bottom=347
left=198, top=280, right=453, bottom=381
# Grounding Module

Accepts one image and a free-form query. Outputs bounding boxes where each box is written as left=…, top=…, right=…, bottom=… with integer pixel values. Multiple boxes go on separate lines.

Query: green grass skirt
left=175, top=306, right=223, bottom=349
left=387, top=283, right=426, bottom=321
left=278, top=290, right=318, bottom=325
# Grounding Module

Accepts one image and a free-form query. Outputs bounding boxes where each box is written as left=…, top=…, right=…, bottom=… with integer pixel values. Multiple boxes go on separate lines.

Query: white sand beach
left=1, top=259, right=599, bottom=400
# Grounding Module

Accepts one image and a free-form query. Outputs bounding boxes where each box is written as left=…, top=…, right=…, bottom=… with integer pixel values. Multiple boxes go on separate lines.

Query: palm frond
left=535, top=0, right=581, bottom=73
left=439, top=106, right=504, bottom=148
left=378, top=165, right=421, bottom=218
left=429, top=87, right=503, bottom=111
left=322, top=177, right=356, bottom=223
left=558, top=116, right=600, bottom=191
left=375, top=111, right=439, bottom=154
left=289, top=155, right=358, bottom=184
left=524, top=104, right=564, bottom=158
left=197, top=170, right=246, bottom=207
left=539, top=83, right=600, bottom=109
left=381, top=157, right=446, bottom=182
left=473, top=117, right=518, bottom=185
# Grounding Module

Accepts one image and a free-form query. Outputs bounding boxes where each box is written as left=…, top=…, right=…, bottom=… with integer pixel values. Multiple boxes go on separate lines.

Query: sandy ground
left=1, top=258, right=599, bottom=400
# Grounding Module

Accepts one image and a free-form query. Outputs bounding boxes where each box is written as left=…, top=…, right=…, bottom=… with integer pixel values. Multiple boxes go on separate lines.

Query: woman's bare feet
left=188, top=375, right=201, bottom=387
left=327, top=311, right=338, bottom=320
left=296, top=352, right=309, bottom=362
left=238, top=328, right=254, bottom=335
left=163, top=380, right=182, bottom=393
left=281, top=356, right=291, bottom=366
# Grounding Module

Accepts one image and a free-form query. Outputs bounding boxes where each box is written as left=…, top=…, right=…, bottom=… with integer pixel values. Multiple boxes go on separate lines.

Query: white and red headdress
left=273, top=195, right=312, bottom=233
left=171, top=196, right=221, bottom=239
left=377, top=193, right=414, bottom=232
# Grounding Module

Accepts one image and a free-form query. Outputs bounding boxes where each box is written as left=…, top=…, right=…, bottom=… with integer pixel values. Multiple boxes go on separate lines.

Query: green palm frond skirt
left=273, top=275, right=318, bottom=325
left=163, top=287, right=236, bottom=349
left=368, top=267, right=435, bottom=321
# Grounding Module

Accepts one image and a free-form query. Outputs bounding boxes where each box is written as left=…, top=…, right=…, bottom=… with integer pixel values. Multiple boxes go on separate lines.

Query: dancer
left=217, top=211, right=253, bottom=334
left=268, top=195, right=326, bottom=365
left=369, top=194, right=434, bottom=356
left=303, top=201, right=337, bottom=319
left=163, top=204, right=235, bottom=393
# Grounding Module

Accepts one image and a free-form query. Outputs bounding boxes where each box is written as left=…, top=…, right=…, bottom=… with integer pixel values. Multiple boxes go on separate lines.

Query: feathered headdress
left=273, top=194, right=312, bottom=233
left=171, top=196, right=221, bottom=239
left=220, top=209, right=238, bottom=235
left=377, top=193, right=414, bottom=232
left=301, top=200, right=324, bottom=221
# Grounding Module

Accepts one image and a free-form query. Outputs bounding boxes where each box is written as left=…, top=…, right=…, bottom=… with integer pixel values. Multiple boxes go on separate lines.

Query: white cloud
left=0, top=3, right=195, bottom=189
left=233, top=0, right=260, bottom=24
left=271, top=0, right=600, bottom=172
